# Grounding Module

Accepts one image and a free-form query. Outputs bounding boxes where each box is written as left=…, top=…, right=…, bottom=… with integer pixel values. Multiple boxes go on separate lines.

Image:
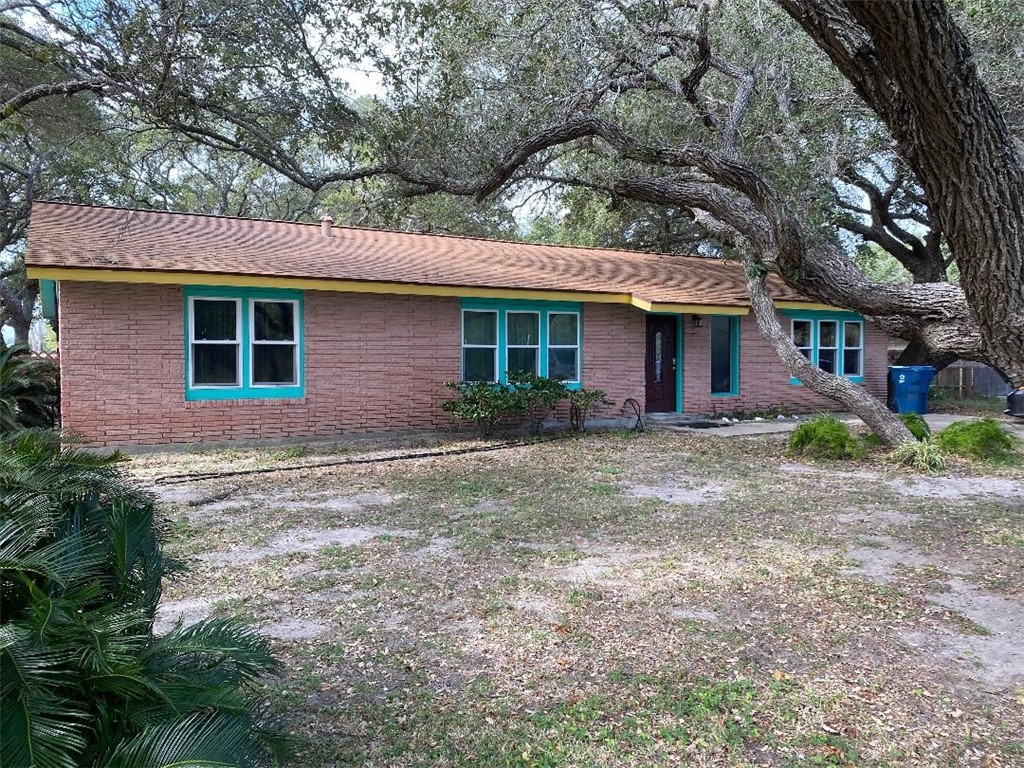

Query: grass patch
left=934, top=418, right=1020, bottom=463
left=788, top=415, right=865, bottom=460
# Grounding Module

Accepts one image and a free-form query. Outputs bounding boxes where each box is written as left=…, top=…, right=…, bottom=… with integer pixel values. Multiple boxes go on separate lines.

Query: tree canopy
left=2, top=0, right=1023, bottom=442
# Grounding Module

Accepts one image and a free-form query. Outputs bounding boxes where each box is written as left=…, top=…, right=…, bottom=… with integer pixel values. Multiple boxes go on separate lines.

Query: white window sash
left=547, top=311, right=581, bottom=382
left=249, top=298, right=299, bottom=387
left=506, top=311, right=540, bottom=376
left=461, top=309, right=499, bottom=382
left=189, top=297, right=241, bottom=388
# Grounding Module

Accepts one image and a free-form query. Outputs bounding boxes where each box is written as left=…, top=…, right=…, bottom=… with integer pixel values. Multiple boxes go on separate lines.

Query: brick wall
left=58, top=283, right=463, bottom=446
left=581, top=304, right=647, bottom=420
left=681, top=312, right=888, bottom=415
left=57, top=283, right=889, bottom=446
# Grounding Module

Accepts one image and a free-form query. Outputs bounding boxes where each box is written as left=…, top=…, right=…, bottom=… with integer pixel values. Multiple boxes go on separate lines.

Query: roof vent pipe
left=320, top=215, right=333, bottom=237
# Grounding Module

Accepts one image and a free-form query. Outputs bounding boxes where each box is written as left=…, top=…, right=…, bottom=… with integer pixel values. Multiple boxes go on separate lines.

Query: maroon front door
left=645, top=316, right=677, bottom=413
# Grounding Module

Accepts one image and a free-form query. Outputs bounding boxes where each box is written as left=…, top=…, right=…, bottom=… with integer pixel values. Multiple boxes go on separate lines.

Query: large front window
left=460, top=302, right=582, bottom=385
left=788, top=316, right=864, bottom=380
left=186, top=288, right=304, bottom=400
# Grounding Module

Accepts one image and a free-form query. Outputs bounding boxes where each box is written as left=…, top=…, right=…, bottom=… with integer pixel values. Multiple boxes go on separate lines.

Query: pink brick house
left=27, top=202, right=887, bottom=447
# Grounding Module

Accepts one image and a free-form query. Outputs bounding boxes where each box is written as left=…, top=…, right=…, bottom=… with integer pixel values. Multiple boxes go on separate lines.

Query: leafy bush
left=568, top=388, right=612, bottom=431
left=443, top=376, right=611, bottom=435
left=0, top=430, right=284, bottom=767
left=0, top=343, right=59, bottom=433
left=787, top=414, right=864, bottom=460
left=442, top=381, right=530, bottom=436
left=508, top=371, right=569, bottom=434
left=934, top=417, right=1019, bottom=462
left=890, top=438, right=945, bottom=473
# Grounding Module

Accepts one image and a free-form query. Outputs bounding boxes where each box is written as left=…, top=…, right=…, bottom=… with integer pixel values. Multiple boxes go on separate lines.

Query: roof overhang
left=28, top=266, right=839, bottom=315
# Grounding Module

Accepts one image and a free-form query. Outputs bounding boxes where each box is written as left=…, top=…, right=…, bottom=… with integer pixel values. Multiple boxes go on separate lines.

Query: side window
left=843, top=321, right=863, bottom=376
left=462, top=310, right=498, bottom=382
left=506, top=311, right=540, bottom=376
left=185, top=289, right=303, bottom=400
left=710, top=315, right=738, bottom=395
left=190, top=298, right=240, bottom=386
left=252, top=300, right=298, bottom=385
left=547, top=312, right=580, bottom=382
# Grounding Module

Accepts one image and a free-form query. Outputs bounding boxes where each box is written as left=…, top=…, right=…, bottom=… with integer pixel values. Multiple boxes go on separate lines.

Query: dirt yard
left=130, top=428, right=1024, bottom=767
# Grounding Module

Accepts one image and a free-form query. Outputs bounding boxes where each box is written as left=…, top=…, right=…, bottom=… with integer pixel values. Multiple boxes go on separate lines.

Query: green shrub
left=568, top=388, right=613, bottom=431
left=0, top=430, right=284, bottom=767
left=890, top=438, right=945, bottom=473
left=934, top=417, right=1019, bottom=462
left=0, top=343, right=59, bottom=433
left=787, top=414, right=864, bottom=460
left=508, top=371, right=569, bottom=434
left=442, top=380, right=531, bottom=436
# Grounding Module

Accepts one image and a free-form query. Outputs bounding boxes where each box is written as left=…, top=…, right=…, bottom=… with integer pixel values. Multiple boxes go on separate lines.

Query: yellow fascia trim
left=647, top=302, right=748, bottom=315
left=26, top=267, right=634, bottom=305
left=28, top=267, right=758, bottom=316
left=774, top=300, right=845, bottom=311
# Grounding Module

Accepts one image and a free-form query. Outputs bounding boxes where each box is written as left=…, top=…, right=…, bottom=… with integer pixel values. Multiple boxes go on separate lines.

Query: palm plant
left=0, top=344, right=59, bottom=433
left=0, top=430, right=285, bottom=767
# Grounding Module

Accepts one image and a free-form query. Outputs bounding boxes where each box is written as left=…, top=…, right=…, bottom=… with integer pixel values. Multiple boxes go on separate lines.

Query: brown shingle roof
left=25, top=201, right=810, bottom=306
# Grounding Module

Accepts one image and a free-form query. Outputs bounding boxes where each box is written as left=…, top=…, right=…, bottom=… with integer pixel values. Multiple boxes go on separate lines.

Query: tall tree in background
left=2, top=0, right=1022, bottom=443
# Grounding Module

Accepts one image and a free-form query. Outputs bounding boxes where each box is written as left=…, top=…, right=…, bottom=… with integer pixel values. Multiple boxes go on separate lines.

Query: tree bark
left=781, top=0, right=1024, bottom=384
left=746, top=268, right=914, bottom=446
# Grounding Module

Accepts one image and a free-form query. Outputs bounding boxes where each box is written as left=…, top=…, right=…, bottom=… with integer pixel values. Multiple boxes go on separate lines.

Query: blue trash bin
left=889, top=365, right=937, bottom=414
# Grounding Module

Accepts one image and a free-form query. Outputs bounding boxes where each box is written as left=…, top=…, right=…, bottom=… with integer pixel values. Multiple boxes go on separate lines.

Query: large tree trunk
left=782, top=0, right=1024, bottom=385
left=746, top=269, right=914, bottom=446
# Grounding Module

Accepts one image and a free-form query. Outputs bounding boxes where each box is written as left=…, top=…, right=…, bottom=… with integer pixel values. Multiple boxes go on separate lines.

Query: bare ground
left=133, top=430, right=1024, bottom=767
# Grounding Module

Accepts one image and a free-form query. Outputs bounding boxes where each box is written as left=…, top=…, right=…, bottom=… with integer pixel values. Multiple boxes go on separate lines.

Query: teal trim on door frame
left=710, top=314, right=741, bottom=398
left=781, top=308, right=865, bottom=385
left=460, top=298, right=584, bottom=388
left=184, top=285, right=305, bottom=401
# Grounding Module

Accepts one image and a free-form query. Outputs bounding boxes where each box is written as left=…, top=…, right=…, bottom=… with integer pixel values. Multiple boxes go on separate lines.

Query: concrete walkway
left=649, top=411, right=1024, bottom=438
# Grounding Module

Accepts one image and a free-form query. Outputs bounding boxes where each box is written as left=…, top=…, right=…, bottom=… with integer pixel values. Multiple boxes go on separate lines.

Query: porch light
left=691, top=315, right=704, bottom=328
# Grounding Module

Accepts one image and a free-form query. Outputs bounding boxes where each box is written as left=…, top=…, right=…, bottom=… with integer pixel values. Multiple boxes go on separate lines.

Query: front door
left=645, top=316, right=677, bottom=413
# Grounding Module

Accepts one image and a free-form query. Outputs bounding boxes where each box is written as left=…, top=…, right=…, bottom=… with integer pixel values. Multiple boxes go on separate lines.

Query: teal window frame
left=782, top=309, right=865, bottom=385
left=184, top=286, right=305, bottom=401
left=460, top=299, right=583, bottom=388
left=709, top=314, right=741, bottom=397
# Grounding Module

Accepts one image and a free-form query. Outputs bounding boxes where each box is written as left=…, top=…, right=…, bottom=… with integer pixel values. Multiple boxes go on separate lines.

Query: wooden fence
left=933, top=362, right=1009, bottom=398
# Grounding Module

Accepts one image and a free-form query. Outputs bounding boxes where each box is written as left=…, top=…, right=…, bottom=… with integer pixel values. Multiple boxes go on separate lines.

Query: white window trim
left=791, top=318, right=814, bottom=363
left=789, top=317, right=865, bottom=380
left=547, top=311, right=581, bottom=384
left=843, top=320, right=864, bottom=377
left=461, top=309, right=499, bottom=382
left=818, top=320, right=839, bottom=374
left=506, top=311, right=541, bottom=377
left=188, top=297, right=241, bottom=389
left=249, top=298, right=300, bottom=387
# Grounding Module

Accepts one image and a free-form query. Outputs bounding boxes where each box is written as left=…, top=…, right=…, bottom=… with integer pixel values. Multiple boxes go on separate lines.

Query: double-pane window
left=186, top=290, right=303, bottom=399
left=252, top=300, right=298, bottom=385
left=547, top=312, right=580, bottom=382
left=788, top=317, right=864, bottom=379
left=462, top=310, right=498, bottom=382
left=843, top=321, right=863, bottom=376
left=191, top=299, right=241, bottom=386
left=506, top=312, right=540, bottom=376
